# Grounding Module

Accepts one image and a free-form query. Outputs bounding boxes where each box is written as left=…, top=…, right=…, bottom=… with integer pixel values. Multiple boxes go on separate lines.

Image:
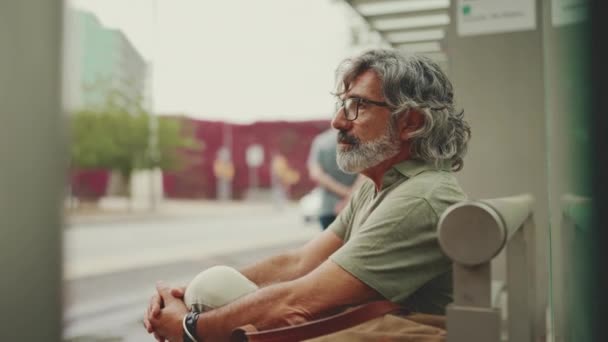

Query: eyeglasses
left=335, top=97, right=391, bottom=121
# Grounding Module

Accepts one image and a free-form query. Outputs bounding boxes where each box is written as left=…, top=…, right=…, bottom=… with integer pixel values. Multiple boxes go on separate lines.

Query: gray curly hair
left=335, top=49, right=471, bottom=171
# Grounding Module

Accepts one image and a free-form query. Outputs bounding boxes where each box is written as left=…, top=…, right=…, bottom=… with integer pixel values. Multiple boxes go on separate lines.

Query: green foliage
left=151, top=116, right=200, bottom=171
left=70, top=88, right=200, bottom=181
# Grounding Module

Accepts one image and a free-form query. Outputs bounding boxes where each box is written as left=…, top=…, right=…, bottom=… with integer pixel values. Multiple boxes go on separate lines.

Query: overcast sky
left=69, top=0, right=353, bottom=123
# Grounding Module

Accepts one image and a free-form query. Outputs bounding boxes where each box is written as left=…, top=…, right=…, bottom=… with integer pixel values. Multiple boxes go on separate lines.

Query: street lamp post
left=246, top=144, right=264, bottom=199
left=147, top=0, right=159, bottom=211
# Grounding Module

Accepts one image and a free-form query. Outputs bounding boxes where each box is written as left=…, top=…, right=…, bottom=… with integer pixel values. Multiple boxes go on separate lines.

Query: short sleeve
left=327, top=201, right=350, bottom=239
left=327, top=181, right=369, bottom=239
left=329, top=197, right=451, bottom=304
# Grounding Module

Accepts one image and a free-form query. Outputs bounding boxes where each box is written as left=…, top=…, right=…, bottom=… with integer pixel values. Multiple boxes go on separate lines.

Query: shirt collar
left=394, top=159, right=451, bottom=178
left=378, top=159, right=451, bottom=190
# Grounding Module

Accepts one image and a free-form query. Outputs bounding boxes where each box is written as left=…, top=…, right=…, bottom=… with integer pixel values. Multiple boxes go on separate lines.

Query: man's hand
left=143, top=282, right=186, bottom=341
left=148, top=282, right=189, bottom=342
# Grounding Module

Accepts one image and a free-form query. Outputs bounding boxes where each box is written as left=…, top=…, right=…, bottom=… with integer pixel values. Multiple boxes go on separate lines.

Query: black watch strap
left=183, top=311, right=200, bottom=342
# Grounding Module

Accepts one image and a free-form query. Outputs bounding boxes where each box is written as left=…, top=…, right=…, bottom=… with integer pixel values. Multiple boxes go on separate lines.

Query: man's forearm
left=238, top=250, right=305, bottom=287
left=239, top=230, right=343, bottom=288
left=309, top=164, right=351, bottom=198
left=195, top=281, right=312, bottom=341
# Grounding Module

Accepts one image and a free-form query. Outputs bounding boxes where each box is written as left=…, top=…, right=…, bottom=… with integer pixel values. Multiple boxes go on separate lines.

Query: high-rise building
left=66, top=9, right=148, bottom=111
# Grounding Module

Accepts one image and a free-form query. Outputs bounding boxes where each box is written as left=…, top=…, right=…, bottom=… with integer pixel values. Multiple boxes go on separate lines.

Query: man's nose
left=331, top=107, right=350, bottom=131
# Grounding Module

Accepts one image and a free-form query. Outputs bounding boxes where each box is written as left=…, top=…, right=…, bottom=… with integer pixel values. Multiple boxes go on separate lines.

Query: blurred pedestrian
left=307, top=128, right=359, bottom=229
left=270, top=153, right=288, bottom=209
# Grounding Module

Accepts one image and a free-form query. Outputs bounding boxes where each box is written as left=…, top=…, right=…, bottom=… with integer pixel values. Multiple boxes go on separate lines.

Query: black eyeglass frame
left=335, top=97, right=391, bottom=121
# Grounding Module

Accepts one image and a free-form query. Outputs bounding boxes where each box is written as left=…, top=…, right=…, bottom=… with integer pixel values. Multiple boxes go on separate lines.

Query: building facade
left=67, top=9, right=148, bottom=111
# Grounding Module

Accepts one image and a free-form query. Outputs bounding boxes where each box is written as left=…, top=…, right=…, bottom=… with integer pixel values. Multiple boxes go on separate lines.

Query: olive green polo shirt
left=328, top=159, right=466, bottom=314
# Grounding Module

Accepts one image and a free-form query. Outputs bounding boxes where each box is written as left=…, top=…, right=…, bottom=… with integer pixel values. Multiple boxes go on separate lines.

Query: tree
left=70, top=88, right=199, bottom=201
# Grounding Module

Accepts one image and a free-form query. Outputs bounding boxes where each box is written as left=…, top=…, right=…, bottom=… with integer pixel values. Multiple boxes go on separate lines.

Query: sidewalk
left=65, top=196, right=299, bottom=225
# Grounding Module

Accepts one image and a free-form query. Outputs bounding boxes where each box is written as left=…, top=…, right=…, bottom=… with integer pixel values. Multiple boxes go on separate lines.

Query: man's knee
left=184, top=265, right=258, bottom=312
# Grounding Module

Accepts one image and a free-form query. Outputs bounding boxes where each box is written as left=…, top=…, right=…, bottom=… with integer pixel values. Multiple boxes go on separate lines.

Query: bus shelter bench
left=438, top=194, right=543, bottom=342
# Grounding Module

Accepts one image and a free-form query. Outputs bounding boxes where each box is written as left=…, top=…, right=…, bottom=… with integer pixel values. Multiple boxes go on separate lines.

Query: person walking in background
left=308, top=128, right=359, bottom=229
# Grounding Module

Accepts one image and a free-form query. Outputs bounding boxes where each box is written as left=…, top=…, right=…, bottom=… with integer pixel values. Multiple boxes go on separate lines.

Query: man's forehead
left=345, top=70, right=384, bottom=99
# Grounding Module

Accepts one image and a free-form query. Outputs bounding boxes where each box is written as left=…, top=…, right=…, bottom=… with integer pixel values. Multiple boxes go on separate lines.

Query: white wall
left=445, top=0, right=549, bottom=336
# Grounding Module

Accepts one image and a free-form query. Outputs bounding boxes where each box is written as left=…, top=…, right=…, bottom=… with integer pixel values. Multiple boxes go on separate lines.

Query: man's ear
left=399, top=110, right=424, bottom=140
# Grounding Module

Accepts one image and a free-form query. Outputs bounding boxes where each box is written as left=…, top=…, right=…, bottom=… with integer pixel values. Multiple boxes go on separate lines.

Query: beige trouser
left=305, top=313, right=446, bottom=342
left=184, top=265, right=258, bottom=313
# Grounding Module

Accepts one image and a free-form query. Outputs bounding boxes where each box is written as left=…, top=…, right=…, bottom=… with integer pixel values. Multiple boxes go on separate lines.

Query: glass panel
left=541, top=1, right=593, bottom=341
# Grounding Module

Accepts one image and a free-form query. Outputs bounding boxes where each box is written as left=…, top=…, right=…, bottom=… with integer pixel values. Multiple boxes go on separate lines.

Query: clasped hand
left=143, top=282, right=188, bottom=342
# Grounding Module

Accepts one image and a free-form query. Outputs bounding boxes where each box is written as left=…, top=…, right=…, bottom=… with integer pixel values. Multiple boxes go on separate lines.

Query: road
left=63, top=202, right=319, bottom=341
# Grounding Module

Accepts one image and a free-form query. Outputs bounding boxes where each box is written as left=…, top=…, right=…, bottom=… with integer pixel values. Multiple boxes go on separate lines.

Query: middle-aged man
left=144, top=48, right=471, bottom=342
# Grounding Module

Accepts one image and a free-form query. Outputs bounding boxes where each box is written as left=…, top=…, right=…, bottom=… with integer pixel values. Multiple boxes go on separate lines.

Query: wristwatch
left=182, top=311, right=200, bottom=342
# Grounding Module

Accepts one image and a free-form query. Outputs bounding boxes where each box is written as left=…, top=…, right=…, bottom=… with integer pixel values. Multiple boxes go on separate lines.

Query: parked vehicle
left=298, top=188, right=322, bottom=223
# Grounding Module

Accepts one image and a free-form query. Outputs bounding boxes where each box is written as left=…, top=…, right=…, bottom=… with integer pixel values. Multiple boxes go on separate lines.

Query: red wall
left=163, top=118, right=330, bottom=200
left=70, top=169, right=110, bottom=200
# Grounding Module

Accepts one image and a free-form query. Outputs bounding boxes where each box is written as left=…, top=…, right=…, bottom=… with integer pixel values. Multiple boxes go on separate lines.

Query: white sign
left=552, top=0, right=589, bottom=26
left=457, top=0, right=536, bottom=36
left=246, top=144, right=264, bottom=167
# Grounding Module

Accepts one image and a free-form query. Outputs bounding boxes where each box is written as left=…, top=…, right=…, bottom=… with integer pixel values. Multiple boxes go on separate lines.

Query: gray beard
left=336, top=129, right=401, bottom=174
